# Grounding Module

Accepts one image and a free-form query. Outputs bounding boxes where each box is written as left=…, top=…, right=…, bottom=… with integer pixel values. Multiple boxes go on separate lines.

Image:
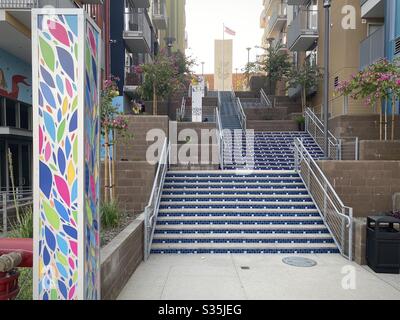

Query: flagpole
left=222, top=23, right=225, bottom=91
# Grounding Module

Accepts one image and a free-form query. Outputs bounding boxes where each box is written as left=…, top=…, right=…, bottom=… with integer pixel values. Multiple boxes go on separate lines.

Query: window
left=0, top=98, right=4, bottom=126
left=5, top=98, right=16, bottom=127
left=20, top=103, right=31, bottom=130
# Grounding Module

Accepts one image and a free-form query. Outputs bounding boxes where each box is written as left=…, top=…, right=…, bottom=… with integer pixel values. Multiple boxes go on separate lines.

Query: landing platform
left=118, top=254, right=400, bottom=300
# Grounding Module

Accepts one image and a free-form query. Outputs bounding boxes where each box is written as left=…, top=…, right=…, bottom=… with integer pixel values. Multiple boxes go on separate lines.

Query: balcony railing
left=152, top=0, right=167, bottom=29
left=123, top=9, right=152, bottom=53
left=124, top=66, right=143, bottom=87
left=287, top=9, right=318, bottom=51
left=360, top=26, right=385, bottom=70
left=268, top=1, right=287, bottom=33
left=0, top=0, right=38, bottom=8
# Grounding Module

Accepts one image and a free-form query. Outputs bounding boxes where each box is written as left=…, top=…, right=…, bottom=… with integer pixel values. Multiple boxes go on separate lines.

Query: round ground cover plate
left=282, top=257, right=317, bottom=268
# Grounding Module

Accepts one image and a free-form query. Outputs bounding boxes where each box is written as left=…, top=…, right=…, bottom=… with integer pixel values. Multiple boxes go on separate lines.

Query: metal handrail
left=143, top=138, right=170, bottom=260
left=294, top=138, right=353, bottom=260
left=235, top=97, right=247, bottom=131
left=304, top=107, right=339, bottom=159
left=260, top=88, right=272, bottom=108
left=216, top=107, right=224, bottom=170
left=178, top=96, right=186, bottom=121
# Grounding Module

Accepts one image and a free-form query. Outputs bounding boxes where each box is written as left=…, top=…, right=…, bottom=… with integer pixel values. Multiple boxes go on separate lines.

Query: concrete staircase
left=219, top=91, right=242, bottom=130
left=223, top=131, right=324, bottom=170
left=150, top=129, right=336, bottom=255
left=151, top=171, right=338, bottom=254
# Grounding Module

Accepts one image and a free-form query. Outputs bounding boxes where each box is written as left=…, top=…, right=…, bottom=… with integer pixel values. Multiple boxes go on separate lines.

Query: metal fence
left=216, top=107, right=224, bottom=170
left=294, top=138, right=353, bottom=260
left=260, top=88, right=273, bottom=108
left=0, top=0, right=38, bottom=8
left=1, top=189, right=33, bottom=236
left=143, top=138, right=170, bottom=260
left=305, top=107, right=359, bottom=160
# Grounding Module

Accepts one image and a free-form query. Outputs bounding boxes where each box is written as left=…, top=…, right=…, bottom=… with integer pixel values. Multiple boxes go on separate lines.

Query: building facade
left=284, top=0, right=399, bottom=119
left=0, top=0, right=108, bottom=193
left=159, top=0, right=187, bottom=53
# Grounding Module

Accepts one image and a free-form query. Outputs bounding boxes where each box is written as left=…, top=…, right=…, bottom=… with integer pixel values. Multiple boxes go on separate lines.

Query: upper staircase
left=219, top=91, right=242, bottom=130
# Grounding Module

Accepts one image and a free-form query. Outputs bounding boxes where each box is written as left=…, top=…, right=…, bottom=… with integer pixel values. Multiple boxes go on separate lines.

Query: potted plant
left=295, top=115, right=306, bottom=131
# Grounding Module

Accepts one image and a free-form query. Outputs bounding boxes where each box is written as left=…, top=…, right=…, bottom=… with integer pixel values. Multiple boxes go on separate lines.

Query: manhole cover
left=282, top=257, right=317, bottom=268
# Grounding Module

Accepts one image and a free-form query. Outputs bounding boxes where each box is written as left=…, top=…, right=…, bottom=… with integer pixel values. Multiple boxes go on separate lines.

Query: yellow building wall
left=310, top=0, right=376, bottom=118
left=160, top=0, right=187, bottom=52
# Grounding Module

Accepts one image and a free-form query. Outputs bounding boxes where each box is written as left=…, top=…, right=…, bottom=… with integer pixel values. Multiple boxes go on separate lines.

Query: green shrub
left=100, top=201, right=121, bottom=229
left=10, top=205, right=33, bottom=239
left=15, top=268, right=33, bottom=300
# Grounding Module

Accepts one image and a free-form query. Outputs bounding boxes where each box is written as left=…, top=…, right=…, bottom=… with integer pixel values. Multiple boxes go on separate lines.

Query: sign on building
left=191, top=76, right=205, bottom=122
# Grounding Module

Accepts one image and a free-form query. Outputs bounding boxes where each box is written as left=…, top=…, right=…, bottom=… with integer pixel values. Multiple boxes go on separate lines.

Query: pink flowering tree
left=101, top=77, right=129, bottom=202
left=336, top=58, right=400, bottom=140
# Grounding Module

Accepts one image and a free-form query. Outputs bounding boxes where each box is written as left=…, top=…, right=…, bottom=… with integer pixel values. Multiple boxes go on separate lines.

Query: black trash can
left=366, top=216, right=400, bottom=274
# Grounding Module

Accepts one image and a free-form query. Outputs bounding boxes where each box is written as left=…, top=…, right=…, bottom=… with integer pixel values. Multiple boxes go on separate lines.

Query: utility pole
left=235, top=67, right=239, bottom=90
left=201, top=62, right=205, bottom=76
left=246, top=47, right=251, bottom=85
left=323, top=0, right=331, bottom=159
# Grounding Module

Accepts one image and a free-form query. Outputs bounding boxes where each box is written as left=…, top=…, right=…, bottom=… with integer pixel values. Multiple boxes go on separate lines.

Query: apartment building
left=285, top=0, right=399, bottom=119
left=260, top=0, right=289, bottom=51
left=0, top=0, right=108, bottom=193
left=159, top=0, right=187, bottom=53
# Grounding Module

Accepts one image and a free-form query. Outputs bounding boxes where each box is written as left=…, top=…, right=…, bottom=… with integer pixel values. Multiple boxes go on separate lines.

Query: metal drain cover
left=282, top=257, right=317, bottom=268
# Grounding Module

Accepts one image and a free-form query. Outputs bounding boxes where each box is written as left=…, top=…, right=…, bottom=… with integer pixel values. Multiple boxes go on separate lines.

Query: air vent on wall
left=395, top=37, right=400, bottom=56
left=334, top=76, right=339, bottom=88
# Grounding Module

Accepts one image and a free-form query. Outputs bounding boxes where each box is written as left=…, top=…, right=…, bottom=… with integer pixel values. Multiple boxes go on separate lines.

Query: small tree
left=101, top=78, right=128, bottom=202
left=336, top=58, right=400, bottom=140
left=137, top=50, right=195, bottom=115
left=260, top=43, right=291, bottom=93
left=287, top=61, right=323, bottom=112
left=243, top=61, right=261, bottom=88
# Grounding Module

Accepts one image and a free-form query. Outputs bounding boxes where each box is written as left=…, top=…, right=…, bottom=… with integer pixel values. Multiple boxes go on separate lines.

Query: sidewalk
left=118, top=254, right=400, bottom=300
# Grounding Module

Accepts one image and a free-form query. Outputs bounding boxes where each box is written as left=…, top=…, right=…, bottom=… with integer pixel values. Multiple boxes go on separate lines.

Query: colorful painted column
left=32, top=9, right=101, bottom=300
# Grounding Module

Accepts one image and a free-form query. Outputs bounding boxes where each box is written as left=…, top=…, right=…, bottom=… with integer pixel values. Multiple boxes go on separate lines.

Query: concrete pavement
left=118, top=254, right=400, bottom=300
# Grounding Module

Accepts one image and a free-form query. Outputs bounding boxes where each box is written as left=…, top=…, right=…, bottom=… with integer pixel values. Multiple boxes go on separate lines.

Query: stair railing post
left=144, top=207, right=149, bottom=261
left=323, top=181, right=328, bottom=219
left=2, top=192, right=7, bottom=236
left=355, top=137, right=359, bottom=161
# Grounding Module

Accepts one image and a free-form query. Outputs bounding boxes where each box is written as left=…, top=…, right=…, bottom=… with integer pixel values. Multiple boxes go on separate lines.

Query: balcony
left=272, top=33, right=288, bottom=53
left=124, top=66, right=143, bottom=93
left=360, top=0, right=384, bottom=18
left=123, top=9, right=152, bottom=54
left=267, top=1, right=287, bottom=36
left=360, top=25, right=385, bottom=70
left=0, top=0, right=38, bottom=8
left=287, top=0, right=308, bottom=4
left=152, top=0, right=167, bottom=30
left=287, top=9, right=318, bottom=51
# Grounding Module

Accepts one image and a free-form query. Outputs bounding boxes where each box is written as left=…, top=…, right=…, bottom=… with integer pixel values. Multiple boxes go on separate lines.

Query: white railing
left=236, top=97, right=247, bottom=131
left=260, top=88, right=273, bottom=108
left=143, top=138, right=170, bottom=260
left=294, top=138, right=353, bottom=260
left=1, top=188, right=33, bottom=236
left=177, top=96, right=186, bottom=121
left=305, top=107, right=359, bottom=160
left=216, top=107, right=224, bottom=170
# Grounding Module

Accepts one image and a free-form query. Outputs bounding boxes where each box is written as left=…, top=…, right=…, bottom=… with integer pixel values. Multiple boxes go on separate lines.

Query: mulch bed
left=100, top=212, right=139, bottom=247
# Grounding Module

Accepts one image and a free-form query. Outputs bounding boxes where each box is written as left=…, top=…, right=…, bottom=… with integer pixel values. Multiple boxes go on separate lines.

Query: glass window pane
left=20, top=103, right=30, bottom=130
left=5, top=99, right=16, bottom=127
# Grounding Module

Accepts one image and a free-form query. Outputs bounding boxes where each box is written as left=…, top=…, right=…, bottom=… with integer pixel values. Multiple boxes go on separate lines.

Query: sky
left=185, top=0, right=264, bottom=75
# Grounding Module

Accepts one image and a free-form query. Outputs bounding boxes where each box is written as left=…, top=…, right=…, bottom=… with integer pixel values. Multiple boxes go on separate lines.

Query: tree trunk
left=112, top=129, right=116, bottom=200
left=379, top=101, right=383, bottom=141
left=301, top=86, right=306, bottom=113
left=153, top=83, right=157, bottom=115
left=104, top=128, right=109, bottom=203
left=391, top=97, right=396, bottom=141
left=385, top=98, right=388, bottom=141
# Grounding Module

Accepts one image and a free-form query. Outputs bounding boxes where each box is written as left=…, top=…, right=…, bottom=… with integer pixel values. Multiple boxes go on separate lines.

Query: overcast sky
left=185, top=0, right=264, bottom=75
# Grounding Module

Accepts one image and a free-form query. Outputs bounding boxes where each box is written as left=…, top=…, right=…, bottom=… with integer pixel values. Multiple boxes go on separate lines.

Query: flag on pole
left=224, top=25, right=236, bottom=36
